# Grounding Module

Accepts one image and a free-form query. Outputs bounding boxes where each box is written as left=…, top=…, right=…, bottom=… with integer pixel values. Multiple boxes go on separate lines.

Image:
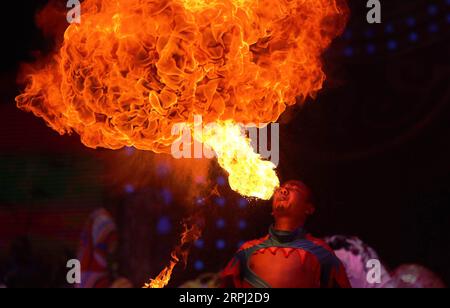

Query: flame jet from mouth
left=15, top=0, right=348, bottom=199
left=199, top=121, right=279, bottom=200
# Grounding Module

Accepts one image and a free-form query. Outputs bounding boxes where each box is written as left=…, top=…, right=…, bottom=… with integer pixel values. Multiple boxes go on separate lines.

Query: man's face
left=272, top=181, right=314, bottom=220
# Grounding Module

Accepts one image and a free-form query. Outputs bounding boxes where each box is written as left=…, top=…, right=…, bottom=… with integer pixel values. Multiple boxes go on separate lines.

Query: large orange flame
left=16, top=0, right=348, bottom=198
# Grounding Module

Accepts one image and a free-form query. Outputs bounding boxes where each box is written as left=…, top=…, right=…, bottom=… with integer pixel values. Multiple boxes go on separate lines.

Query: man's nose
left=279, top=187, right=288, bottom=195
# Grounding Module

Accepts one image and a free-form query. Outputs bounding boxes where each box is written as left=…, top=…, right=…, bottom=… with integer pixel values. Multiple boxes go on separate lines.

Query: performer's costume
left=77, top=208, right=118, bottom=288
left=325, top=235, right=391, bottom=288
left=222, top=226, right=351, bottom=288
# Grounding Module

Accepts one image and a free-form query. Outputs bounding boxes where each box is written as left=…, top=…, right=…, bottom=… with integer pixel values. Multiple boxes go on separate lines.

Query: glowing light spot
left=409, top=32, right=419, bottom=42
left=194, top=239, right=205, bottom=249
left=157, top=216, right=172, bottom=235
left=366, top=44, right=376, bottom=54
left=194, top=260, right=204, bottom=271
left=387, top=40, right=398, bottom=51
left=217, top=176, right=226, bottom=186
left=428, top=23, right=439, bottom=33
left=214, top=197, right=226, bottom=207
left=385, top=24, right=394, bottom=34
left=161, top=188, right=173, bottom=205
left=124, top=184, right=135, bottom=194
left=344, top=47, right=354, bottom=57
left=238, top=219, right=247, bottom=230
left=216, top=239, right=226, bottom=250
left=406, top=17, right=416, bottom=27
left=216, top=218, right=226, bottom=229
left=428, top=5, right=438, bottom=16
left=238, top=198, right=248, bottom=208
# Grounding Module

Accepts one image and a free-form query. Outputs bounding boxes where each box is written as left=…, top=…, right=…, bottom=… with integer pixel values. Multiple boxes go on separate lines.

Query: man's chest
left=247, top=247, right=322, bottom=288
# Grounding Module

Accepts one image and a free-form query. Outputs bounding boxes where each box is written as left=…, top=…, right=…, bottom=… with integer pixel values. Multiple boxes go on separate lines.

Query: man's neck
left=273, top=217, right=305, bottom=232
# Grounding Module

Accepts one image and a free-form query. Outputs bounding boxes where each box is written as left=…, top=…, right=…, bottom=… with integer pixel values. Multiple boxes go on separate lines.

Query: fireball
left=16, top=0, right=348, bottom=199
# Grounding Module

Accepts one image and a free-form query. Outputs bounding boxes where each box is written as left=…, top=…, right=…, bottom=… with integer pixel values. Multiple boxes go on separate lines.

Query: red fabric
left=222, top=234, right=351, bottom=288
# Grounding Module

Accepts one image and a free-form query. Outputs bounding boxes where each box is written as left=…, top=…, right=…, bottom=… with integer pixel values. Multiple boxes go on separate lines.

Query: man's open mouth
left=274, top=199, right=290, bottom=209
left=275, top=196, right=288, bottom=202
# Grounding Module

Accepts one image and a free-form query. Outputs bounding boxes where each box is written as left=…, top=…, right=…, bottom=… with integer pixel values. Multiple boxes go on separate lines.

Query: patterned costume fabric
left=384, top=264, right=446, bottom=288
left=76, top=208, right=118, bottom=288
left=222, top=226, right=351, bottom=288
left=325, top=235, right=391, bottom=288
left=325, top=235, right=446, bottom=288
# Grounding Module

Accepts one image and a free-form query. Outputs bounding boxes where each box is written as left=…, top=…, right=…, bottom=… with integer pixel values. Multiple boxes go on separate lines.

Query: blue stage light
left=214, top=197, right=226, bottom=207
left=156, top=163, right=170, bottom=177
left=216, top=218, right=226, bottom=229
left=428, top=4, right=438, bottom=16
left=238, top=219, right=247, bottom=230
left=161, top=188, right=172, bottom=205
left=216, top=239, right=226, bottom=250
left=216, top=176, right=226, bottom=186
left=194, top=239, right=205, bottom=249
left=366, top=44, right=376, bottom=54
left=428, top=23, right=439, bottom=33
left=387, top=40, right=398, bottom=51
left=194, top=260, right=205, bottom=271
left=344, top=47, right=354, bottom=57
left=385, top=24, right=394, bottom=34
left=157, top=216, right=172, bottom=235
left=343, top=30, right=352, bottom=40
left=124, top=184, right=135, bottom=194
left=409, top=32, right=419, bottom=42
left=406, top=17, right=416, bottom=27
left=238, top=198, right=248, bottom=209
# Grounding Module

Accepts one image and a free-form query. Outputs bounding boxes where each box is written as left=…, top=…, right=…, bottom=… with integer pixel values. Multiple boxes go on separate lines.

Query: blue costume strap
left=236, top=239, right=274, bottom=288
left=289, top=238, right=341, bottom=287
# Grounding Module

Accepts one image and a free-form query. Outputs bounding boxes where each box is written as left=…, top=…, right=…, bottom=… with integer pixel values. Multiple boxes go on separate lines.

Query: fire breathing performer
left=221, top=180, right=351, bottom=288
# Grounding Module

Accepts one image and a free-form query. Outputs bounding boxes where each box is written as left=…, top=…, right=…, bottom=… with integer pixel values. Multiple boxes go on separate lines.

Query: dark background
left=0, top=0, right=449, bottom=287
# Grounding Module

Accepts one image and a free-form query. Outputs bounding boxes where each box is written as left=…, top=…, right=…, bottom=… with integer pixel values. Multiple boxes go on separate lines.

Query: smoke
left=102, top=146, right=216, bottom=207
